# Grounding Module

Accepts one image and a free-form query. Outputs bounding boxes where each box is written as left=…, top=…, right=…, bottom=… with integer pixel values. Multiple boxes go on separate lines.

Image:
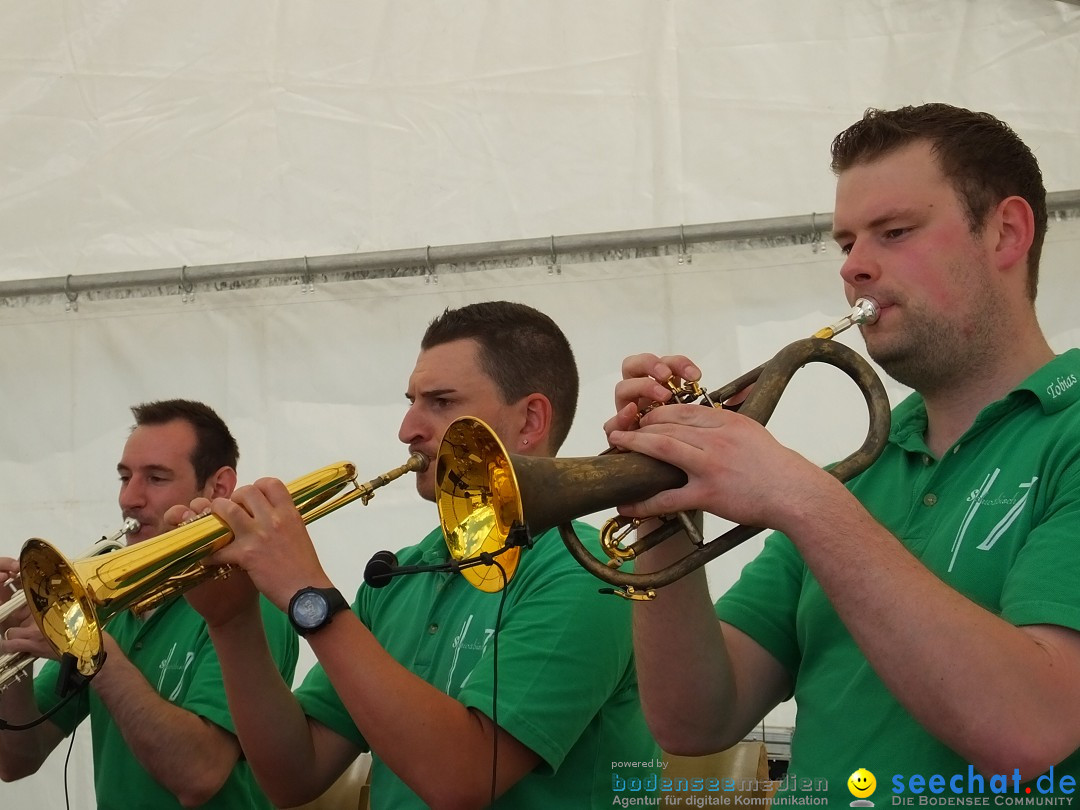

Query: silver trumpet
left=0, top=518, right=139, bottom=693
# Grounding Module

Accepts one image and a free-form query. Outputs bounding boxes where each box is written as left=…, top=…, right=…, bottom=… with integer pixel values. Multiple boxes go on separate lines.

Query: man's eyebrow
left=833, top=209, right=918, bottom=241
left=117, top=463, right=173, bottom=475
left=404, top=387, right=457, bottom=403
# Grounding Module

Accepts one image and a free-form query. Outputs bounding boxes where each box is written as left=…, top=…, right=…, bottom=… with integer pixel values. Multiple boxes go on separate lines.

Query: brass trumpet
left=0, top=519, right=138, bottom=693
left=19, top=455, right=426, bottom=678
left=436, top=300, right=890, bottom=599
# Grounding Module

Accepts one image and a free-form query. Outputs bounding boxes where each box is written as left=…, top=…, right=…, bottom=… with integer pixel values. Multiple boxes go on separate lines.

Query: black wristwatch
left=288, top=586, right=349, bottom=636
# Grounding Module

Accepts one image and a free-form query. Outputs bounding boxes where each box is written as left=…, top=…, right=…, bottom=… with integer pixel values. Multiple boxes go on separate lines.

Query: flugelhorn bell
left=20, top=455, right=426, bottom=678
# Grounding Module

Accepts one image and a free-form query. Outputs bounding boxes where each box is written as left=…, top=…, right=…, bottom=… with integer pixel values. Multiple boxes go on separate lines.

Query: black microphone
left=363, top=550, right=461, bottom=588
left=363, top=523, right=536, bottom=589
left=363, top=550, right=400, bottom=588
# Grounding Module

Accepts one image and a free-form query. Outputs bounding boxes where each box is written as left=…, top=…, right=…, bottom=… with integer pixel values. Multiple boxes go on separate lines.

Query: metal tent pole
left=2, top=189, right=1078, bottom=302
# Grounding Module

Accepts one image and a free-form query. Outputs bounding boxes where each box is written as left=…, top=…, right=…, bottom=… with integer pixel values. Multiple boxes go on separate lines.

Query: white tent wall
left=1, top=1, right=1079, bottom=807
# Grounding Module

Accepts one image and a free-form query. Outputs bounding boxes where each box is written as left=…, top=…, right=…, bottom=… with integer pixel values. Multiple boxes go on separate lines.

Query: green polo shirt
left=35, top=595, right=298, bottom=810
left=296, top=522, right=659, bottom=808
left=717, top=350, right=1080, bottom=805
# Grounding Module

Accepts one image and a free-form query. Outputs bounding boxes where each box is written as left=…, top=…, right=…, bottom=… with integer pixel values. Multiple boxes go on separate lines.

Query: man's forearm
left=0, top=676, right=65, bottom=780
left=630, top=523, right=775, bottom=754
left=90, top=639, right=240, bottom=805
left=206, top=604, right=322, bottom=806
left=306, top=610, right=540, bottom=809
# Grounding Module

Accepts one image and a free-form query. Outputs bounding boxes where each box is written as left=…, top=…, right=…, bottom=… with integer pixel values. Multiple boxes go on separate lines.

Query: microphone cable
left=362, top=525, right=531, bottom=807
left=63, top=698, right=85, bottom=810
left=0, top=653, right=100, bottom=732
left=0, top=654, right=93, bottom=810
left=487, top=559, right=508, bottom=809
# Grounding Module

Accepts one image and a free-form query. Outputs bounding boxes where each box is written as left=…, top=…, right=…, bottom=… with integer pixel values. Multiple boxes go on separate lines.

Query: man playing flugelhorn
left=608, top=104, right=1080, bottom=804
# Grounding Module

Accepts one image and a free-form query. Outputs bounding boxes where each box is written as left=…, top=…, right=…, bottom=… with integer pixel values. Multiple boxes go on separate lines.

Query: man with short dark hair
left=182, top=301, right=658, bottom=808
left=0, top=399, right=298, bottom=809
left=608, top=104, right=1080, bottom=803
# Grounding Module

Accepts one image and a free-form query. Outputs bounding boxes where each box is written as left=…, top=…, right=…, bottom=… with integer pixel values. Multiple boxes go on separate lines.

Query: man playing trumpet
left=0, top=399, right=298, bottom=809
left=174, top=301, right=658, bottom=808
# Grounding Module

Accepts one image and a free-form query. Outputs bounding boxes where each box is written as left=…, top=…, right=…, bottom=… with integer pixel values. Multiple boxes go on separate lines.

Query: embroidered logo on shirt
left=949, top=470, right=1038, bottom=572
left=156, top=642, right=196, bottom=701
left=445, top=613, right=495, bottom=693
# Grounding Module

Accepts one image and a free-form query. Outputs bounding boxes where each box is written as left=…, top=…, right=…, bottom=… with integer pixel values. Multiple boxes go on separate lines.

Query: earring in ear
left=521, top=439, right=529, bottom=447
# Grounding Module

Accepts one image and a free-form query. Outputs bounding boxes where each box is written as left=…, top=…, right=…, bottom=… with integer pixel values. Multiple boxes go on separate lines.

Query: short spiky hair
left=421, top=301, right=579, bottom=452
left=831, top=103, right=1047, bottom=300
left=130, top=399, right=239, bottom=487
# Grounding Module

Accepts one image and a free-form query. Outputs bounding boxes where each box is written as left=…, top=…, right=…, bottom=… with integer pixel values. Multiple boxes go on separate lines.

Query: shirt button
left=923, top=493, right=938, bottom=507
left=922, top=455, right=933, bottom=466
left=428, top=624, right=439, bottom=635
left=134, top=642, right=143, bottom=650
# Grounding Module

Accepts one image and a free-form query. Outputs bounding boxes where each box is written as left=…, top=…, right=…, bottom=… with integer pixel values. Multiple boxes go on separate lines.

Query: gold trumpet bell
left=19, top=513, right=235, bottom=678
left=20, top=539, right=106, bottom=677
left=436, top=417, right=523, bottom=592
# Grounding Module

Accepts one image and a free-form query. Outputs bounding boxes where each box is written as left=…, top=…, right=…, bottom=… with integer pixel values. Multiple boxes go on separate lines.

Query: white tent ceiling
left=1, top=0, right=1078, bottom=285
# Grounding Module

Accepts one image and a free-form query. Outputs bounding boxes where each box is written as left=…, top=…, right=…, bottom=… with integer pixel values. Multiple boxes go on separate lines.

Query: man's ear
left=990, top=195, right=1035, bottom=274
left=516, top=394, right=553, bottom=454
left=203, top=466, right=238, bottom=500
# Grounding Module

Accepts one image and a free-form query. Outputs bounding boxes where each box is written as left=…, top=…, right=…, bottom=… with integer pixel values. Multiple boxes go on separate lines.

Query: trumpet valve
left=664, top=379, right=706, bottom=404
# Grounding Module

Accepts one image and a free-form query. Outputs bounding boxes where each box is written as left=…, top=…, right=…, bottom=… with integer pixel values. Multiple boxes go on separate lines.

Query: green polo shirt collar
left=890, top=349, right=1080, bottom=456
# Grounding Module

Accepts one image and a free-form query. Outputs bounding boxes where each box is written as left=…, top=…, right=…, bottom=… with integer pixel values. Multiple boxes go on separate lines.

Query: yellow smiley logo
left=848, top=768, right=877, bottom=798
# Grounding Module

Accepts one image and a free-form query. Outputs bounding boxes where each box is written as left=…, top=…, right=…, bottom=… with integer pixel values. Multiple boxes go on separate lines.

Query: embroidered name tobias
left=1046, top=373, right=1078, bottom=399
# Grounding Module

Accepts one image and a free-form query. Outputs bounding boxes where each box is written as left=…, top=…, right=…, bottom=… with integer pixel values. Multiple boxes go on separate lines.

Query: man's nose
left=839, top=242, right=881, bottom=287
left=119, top=479, right=144, bottom=510
left=398, top=406, right=427, bottom=446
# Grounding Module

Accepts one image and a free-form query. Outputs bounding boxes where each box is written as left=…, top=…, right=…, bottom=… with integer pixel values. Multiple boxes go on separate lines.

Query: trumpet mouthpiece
left=813, top=297, right=881, bottom=340
left=852, top=297, right=879, bottom=326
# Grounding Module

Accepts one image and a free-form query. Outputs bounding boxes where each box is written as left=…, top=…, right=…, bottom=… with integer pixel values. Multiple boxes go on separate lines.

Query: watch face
left=292, top=590, right=328, bottom=629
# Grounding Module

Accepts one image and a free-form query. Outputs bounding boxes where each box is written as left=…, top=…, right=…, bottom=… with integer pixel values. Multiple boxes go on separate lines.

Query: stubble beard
left=864, top=281, right=1006, bottom=399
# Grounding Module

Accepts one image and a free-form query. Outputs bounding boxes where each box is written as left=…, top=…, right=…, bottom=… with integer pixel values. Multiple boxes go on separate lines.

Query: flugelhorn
left=0, top=519, right=138, bottom=693
left=19, top=455, right=426, bottom=678
left=435, top=299, right=890, bottom=599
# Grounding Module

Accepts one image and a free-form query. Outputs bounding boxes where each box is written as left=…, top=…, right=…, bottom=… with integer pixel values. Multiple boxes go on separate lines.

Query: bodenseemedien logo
left=849, top=767, right=877, bottom=807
